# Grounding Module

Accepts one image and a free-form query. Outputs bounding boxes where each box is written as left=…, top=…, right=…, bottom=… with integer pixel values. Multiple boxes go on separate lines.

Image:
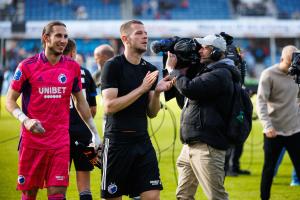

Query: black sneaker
left=236, top=169, right=251, bottom=175
left=226, top=170, right=239, bottom=177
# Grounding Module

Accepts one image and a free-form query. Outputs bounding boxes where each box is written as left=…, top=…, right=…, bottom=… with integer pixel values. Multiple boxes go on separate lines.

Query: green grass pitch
left=0, top=96, right=298, bottom=200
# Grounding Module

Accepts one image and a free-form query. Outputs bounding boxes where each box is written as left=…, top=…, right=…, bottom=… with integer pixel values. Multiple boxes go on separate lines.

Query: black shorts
left=70, top=131, right=94, bottom=171
left=101, top=135, right=163, bottom=198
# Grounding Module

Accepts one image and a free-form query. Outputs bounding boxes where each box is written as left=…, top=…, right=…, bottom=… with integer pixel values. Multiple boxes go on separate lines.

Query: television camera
left=288, top=51, right=300, bottom=84
left=150, top=32, right=247, bottom=84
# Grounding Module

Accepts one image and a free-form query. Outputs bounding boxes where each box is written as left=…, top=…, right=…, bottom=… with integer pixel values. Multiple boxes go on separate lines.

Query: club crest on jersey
left=13, top=69, right=22, bottom=81
left=58, top=73, right=67, bottom=84
left=18, top=175, right=25, bottom=185
left=108, top=183, right=118, bottom=194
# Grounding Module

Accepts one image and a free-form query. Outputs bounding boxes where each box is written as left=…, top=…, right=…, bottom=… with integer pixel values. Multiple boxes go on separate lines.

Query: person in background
left=63, top=38, right=98, bottom=200
left=92, top=44, right=115, bottom=88
left=75, top=53, right=85, bottom=66
left=257, top=45, right=300, bottom=200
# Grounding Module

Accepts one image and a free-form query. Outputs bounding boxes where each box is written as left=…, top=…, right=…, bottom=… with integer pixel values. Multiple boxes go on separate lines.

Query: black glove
left=75, top=141, right=103, bottom=169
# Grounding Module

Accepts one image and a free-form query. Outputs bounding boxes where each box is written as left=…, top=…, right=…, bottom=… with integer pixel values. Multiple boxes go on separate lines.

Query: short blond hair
left=120, top=20, right=144, bottom=36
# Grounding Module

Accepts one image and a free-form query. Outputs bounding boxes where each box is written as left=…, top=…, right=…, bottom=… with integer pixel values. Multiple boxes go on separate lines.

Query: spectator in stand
left=75, top=5, right=88, bottom=20
left=180, top=0, right=189, bottom=9
left=102, top=0, right=111, bottom=4
left=156, top=0, right=174, bottom=19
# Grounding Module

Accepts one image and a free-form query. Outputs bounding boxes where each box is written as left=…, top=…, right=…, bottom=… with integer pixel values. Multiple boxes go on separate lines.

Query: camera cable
left=149, top=101, right=178, bottom=184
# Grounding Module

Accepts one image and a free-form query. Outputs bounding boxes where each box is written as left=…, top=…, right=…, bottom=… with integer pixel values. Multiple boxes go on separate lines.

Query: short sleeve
left=101, top=59, right=120, bottom=90
left=10, top=63, right=28, bottom=93
left=72, top=62, right=82, bottom=93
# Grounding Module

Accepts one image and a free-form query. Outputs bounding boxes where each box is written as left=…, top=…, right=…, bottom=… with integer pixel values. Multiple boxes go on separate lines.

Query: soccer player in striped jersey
left=5, top=21, right=101, bottom=200
left=63, top=38, right=97, bottom=200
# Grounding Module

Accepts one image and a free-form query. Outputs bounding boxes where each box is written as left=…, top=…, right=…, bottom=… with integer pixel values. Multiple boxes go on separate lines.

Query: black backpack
left=212, top=65, right=253, bottom=145
left=227, top=81, right=253, bottom=145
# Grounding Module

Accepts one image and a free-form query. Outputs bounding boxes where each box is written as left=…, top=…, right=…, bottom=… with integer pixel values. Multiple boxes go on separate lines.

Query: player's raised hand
left=23, top=119, right=45, bottom=134
left=155, top=75, right=176, bottom=93
left=140, top=70, right=159, bottom=93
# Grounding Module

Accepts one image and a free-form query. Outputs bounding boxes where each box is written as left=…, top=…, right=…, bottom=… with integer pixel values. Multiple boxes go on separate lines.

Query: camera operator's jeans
left=176, top=143, right=228, bottom=200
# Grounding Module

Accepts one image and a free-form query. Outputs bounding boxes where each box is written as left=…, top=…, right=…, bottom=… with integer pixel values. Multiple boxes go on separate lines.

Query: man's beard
left=48, top=46, right=63, bottom=56
left=135, top=47, right=147, bottom=54
left=201, top=57, right=212, bottom=65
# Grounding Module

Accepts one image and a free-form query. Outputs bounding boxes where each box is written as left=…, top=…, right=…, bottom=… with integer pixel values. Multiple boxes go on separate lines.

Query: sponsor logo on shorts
left=13, top=69, right=22, bottom=81
left=58, top=74, right=67, bottom=84
left=150, top=180, right=161, bottom=186
left=108, top=183, right=118, bottom=194
left=55, top=176, right=65, bottom=181
left=18, top=175, right=25, bottom=185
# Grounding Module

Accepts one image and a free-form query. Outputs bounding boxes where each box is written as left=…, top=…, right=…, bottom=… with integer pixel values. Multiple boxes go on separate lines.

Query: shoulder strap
left=211, top=64, right=238, bottom=128
left=210, top=63, right=235, bottom=80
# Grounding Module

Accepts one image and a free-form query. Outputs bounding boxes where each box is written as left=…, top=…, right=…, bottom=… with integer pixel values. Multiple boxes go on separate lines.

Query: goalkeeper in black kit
left=63, top=38, right=99, bottom=200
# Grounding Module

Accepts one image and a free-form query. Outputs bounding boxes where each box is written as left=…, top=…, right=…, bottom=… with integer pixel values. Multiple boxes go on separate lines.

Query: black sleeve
left=84, top=68, right=97, bottom=107
left=164, top=87, right=185, bottom=109
left=101, top=58, right=120, bottom=90
left=163, top=69, right=185, bottom=108
left=174, top=68, right=231, bottom=100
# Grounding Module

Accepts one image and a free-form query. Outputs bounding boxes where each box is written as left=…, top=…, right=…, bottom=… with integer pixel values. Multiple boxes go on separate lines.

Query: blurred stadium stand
left=1, top=0, right=300, bottom=94
left=133, top=0, right=231, bottom=20
left=25, top=0, right=121, bottom=20
left=275, top=0, right=300, bottom=19
left=24, top=0, right=232, bottom=21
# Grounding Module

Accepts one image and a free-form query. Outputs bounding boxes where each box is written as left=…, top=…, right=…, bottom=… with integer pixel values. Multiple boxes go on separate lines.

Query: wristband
left=87, top=117, right=99, bottom=136
left=12, top=108, right=29, bottom=124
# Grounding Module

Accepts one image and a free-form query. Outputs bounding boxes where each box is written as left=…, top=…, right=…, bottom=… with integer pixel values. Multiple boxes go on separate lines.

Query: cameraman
left=166, top=34, right=241, bottom=200
left=257, top=45, right=300, bottom=200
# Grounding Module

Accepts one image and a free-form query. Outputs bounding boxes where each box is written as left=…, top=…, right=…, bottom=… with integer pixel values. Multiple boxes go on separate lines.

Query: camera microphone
left=150, top=37, right=179, bottom=54
left=150, top=40, right=162, bottom=54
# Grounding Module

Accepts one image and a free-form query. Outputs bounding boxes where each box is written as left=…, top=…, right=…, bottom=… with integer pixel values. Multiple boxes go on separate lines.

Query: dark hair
left=41, top=21, right=66, bottom=48
left=63, top=38, right=76, bottom=55
left=120, top=19, right=143, bottom=36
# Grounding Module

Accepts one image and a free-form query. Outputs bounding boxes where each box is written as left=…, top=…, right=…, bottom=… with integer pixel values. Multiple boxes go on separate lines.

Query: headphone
left=210, top=34, right=223, bottom=61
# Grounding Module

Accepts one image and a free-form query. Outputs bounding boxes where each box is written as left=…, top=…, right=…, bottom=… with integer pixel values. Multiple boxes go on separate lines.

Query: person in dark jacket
left=165, top=34, right=241, bottom=200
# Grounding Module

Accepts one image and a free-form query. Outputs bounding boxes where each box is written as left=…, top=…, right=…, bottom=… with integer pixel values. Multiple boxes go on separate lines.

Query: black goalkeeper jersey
left=101, top=54, right=157, bottom=135
left=69, top=67, right=97, bottom=139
